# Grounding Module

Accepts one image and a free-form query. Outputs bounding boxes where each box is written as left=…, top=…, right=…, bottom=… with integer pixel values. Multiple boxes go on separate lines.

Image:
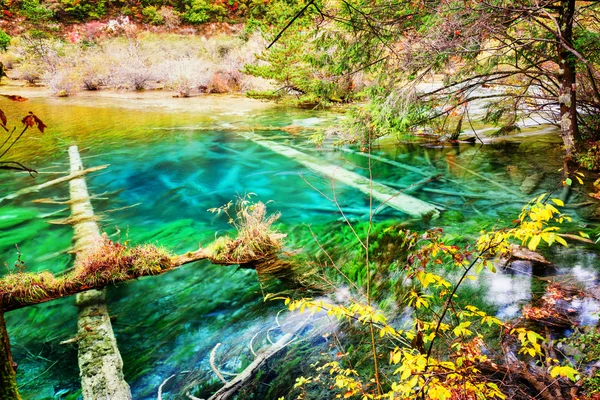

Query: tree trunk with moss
left=68, top=145, right=132, bottom=400
left=557, top=0, right=580, bottom=158
left=0, top=310, right=20, bottom=400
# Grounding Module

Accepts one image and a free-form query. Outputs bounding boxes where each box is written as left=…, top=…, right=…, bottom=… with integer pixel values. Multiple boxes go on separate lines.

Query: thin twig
left=210, top=343, right=228, bottom=384
left=267, top=0, right=316, bottom=49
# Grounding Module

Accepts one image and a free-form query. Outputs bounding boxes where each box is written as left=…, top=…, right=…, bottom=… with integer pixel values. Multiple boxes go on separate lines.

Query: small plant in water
left=207, top=194, right=286, bottom=265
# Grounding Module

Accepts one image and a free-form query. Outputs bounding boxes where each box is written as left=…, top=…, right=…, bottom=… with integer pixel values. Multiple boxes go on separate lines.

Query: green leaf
left=565, top=178, right=573, bottom=186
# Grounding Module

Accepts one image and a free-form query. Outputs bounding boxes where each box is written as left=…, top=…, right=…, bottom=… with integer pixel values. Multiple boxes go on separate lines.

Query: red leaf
left=22, top=113, right=35, bottom=127
left=1, top=94, right=28, bottom=102
left=32, top=113, right=46, bottom=133
left=21, top=112, right=46, bottom=133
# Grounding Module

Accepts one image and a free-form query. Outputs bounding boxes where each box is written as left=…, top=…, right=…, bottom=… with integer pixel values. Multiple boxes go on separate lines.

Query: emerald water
left=0, top=91, right=598, bottom=399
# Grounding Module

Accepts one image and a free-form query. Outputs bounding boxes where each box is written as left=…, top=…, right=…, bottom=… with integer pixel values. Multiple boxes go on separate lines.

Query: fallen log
left=0, top=164, right=109, bottom=204
left=208, top=332, right=295, bottom=400
left=243, top=133, right=440, bottom=220
left=187, top=316, right=311, bottom=400
left=0, top=150, right=286, bottom=399
left=1, top=246, right=218, bottom=312
left=421, top=187, right=499, bottom=199
left=339, top=147, right=432, bottom=177
left=67, top=146, right=132, bottom=400
left=505, top=244, right=552, bottom=266
left=446, top=159, right=524, bottom=198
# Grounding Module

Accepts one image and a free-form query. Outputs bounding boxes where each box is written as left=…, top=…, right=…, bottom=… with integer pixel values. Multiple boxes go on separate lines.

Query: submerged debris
left=523, top=283, right=582, bottom=328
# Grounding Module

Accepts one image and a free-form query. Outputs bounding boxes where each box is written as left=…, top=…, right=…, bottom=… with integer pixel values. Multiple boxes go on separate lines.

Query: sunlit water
left=0, top=91, right=598, bottom=399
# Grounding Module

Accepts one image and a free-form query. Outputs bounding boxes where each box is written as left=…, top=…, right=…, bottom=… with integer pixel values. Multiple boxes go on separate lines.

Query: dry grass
left=208, top=200, right=286, bottom=265
left=4, top=31, right=272, bottom=95
left=74, top=234, right=173, bottom=283
left=0, top=271, right=66, bottom=304
left=0, top=234, right=172, bottom=309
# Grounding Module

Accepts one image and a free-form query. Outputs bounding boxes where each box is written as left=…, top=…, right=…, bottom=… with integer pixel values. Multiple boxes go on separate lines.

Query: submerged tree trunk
left=242, top=133, right=440, bottom=219
left=68, top=146, right=132, bottom=400
left=0, top=311, right=20, bottom=400
left=557, top=0, right=580, bottom=158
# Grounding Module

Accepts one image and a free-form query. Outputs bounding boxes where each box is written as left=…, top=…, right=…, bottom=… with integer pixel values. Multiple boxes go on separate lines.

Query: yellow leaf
left=528, top=235, right=541, bottom=251
left=550, top=365, right=579, bottom=382
left=550, top=198, right=564, bottom=206
left=526, top=330, right=540, bottom=344
left=555, top=235, right=568, bottom=247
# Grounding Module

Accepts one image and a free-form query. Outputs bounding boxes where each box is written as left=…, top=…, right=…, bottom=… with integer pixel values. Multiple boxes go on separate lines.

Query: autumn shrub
left=54, top=0, right=106, bottom=20
left=266, top=195, right=585, bottom=400
left=142, top=5, right=164, bottom=25
left=577, top=141, right=600, bottom=170
left=106, top=41, right=156, bottom=90
left=9, top=30, right=265, bottom=94
left=183, top=0, right=227, bottom=24
left=44, top=67, right=82, bottom=96
left=157, top=6, right=181, bottom=29
left=0, top=52, right=16, bottom=69
left=13, top=61, right=42, bottom=84
left=164, top=58, right=214, bottom=96
left=79, top=50, right=111, bottom=90
left=20, top=0, right=53, bottom=23
left=206, top=69, right=238, bottom=93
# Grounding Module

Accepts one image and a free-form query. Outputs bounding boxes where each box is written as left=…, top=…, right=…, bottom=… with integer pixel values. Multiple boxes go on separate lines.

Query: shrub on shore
left=4, top=29, right=271, bottom=96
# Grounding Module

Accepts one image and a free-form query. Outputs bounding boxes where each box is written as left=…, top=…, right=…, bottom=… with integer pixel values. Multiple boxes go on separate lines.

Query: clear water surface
left=0, top=90, right=597, bottom=399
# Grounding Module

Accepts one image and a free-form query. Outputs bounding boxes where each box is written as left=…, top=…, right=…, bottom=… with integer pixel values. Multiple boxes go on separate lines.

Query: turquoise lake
left=0, top=90, right=597, bottom=399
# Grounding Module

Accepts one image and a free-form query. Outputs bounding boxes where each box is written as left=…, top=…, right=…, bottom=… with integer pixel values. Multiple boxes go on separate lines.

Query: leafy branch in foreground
left=270, top=195, right=584, bottom=399
left=0, top=98, right=46, bottom=175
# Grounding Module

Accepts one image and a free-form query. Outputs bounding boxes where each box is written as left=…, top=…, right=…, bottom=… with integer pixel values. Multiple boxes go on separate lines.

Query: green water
left=0, top=91, right=597, bottom=399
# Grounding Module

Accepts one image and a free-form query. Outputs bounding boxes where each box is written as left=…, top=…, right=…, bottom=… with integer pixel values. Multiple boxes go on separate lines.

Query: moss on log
left=0, top=311, right=20, bottom=400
